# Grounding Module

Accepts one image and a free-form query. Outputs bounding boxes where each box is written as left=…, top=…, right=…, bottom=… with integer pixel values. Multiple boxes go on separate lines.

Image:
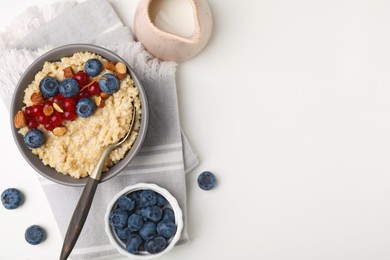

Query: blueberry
left=129, top=191, right=141, bottom=208
left=1, top=188, right=22, bottom=209
left=84, top=59, right=102, bottom=76
left=157, top=221, right=177, bottom=239
left=39, top=76, right=59, bottom=98
left=25, top=225, right=45, bottom=245
left=197, top=171, right=217, bottom=190
left=144, top=236, right=167, bottom=254
left=139, top=222, right=156, bottom=240
left=162, top=208, right=175, bottom=222
left=76, top=98, right=96, bottom=118
left=128, top=213, right=144, bottom=231
left=139, top=190, right=157, bottom=208
left=141, top=206, right=162, bottom=222
left=115, top=227, right=132, bottom=240
left=59, top=78, right=80, bottom=97
left=24, top=129, right=45, bottom=149
left=156, top=193, right=167, bottom=207
left=118, top=196, right=135, bottom=212
left=99, top=73, right=119, bottom=94
left=109, top=208, right=129, bottom=229
left=126, top=234, right=143, bottom=254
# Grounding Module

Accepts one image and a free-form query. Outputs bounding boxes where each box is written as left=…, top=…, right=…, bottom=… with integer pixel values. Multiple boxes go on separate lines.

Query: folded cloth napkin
left=0, top=0, right=199, bottom=259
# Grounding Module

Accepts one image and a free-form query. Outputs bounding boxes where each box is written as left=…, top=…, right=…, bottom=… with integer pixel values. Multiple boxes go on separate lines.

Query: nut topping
left=14, top=110, right=26, bottom=128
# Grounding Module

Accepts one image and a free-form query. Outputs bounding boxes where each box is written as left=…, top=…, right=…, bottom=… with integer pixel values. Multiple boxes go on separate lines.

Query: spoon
left=59, top=104, right=136, bottom=260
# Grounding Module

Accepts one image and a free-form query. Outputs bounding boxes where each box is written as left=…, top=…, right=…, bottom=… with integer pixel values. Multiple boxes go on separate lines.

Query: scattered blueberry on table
left=1, top=188, right=22, bottom=209
left=197, top=171, right=217, bottom=190
left=23, top=129, right=46, bottom=148
left=109, top=189, right=178, bottom=255
left=25, top=225, right=45, bottom=245
left=84, top=58, right=102, bottom=76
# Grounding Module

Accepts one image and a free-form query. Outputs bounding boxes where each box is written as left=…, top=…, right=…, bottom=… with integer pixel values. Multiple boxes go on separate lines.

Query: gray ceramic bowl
left=10, top=44, right=149, bottom=187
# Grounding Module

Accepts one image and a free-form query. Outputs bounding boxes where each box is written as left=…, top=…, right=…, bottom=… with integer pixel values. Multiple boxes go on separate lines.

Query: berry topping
left=76, top=91, right=91, bottom=100
left=63, top=110, right=77, bottom=121
left=52, top=94, right=64, bottom=104
left=32, top=105, right=43, bottom=116
left=99, top=73, right=119, bottom=94
left=25, top=225, right=45, bottom=245
left=59, top=78, right=80, bottom=97
left=73, top=71, right=90, bottom=86
left=76, top=98, right=95, bottom=118
left=50, top=112, right=63, bottom=126
left=1, top=188, right=22, bottom=210
left=84, top=59, right=103, bottom=76
left=63, top=98, right=77, bottom=111
left=43, top=122, right=55, bottom=131
left=197, top=171, right=217, bottom=190
left=87, top=82, right=101, bottom=95
left=25, top=106, right=34, bottom=117
left=24, top=129, right=45, bottom=148
left=36, top=114, right=49, bottom=124
left=26, top=118, right=39, bottom=129
left=39, top=76, right=59, bottom=98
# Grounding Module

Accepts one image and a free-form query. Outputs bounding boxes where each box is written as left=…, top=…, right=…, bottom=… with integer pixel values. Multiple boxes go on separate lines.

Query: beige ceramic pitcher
left=134, top=0, right=213, bottom=62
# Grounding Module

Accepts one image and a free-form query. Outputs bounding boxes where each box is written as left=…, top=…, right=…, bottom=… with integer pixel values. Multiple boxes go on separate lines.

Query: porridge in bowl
left=13, top=52, right=142, bottom=179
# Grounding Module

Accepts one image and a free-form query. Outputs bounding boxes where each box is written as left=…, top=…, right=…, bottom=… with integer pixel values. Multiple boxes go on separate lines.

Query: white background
left=2, top=0, right=390, bottom=259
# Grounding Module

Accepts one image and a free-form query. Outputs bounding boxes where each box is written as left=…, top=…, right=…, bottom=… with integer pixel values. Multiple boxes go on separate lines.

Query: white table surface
left=2, top=0, right=390, bottom=259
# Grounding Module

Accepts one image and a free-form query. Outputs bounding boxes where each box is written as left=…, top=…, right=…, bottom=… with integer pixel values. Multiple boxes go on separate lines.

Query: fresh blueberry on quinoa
left=84, top=59, right=102, bottom=76
left=39, top=76, right=59, bottom=98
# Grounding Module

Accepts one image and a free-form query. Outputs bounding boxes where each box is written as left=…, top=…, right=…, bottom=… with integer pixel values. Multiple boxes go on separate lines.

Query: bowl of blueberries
left=105, top=183, right=183, bottom=258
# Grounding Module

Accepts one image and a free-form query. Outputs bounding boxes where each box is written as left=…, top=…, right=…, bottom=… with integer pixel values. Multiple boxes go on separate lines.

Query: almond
left=103, top=61, right=116, bottom=71
left=53, top=126, right=66, bottom=136
left=14, top=110, right=26, bottom=128
left=30, top=92, right=43, bottom=105
left=115, top=62, right=127, bottom=80
left=63, top=66, right=74, bottom=78
left=43, top=105, right=54, bottom=116
left=94, top=96, right=105, bottom=108
left=100, top=92, right=110, bottom=99
left=53, top=102, right=64, bottom=113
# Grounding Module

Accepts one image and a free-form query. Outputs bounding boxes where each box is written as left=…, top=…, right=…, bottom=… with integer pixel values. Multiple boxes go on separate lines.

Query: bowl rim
left=10, top=44, right=149, bottom=187
left=104, top=183, right=183, bottom=259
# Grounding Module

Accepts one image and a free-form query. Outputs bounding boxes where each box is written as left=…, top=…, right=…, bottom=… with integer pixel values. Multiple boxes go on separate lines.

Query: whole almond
left=31, top=92, right=43, bottom=105
left=94, top=96, right=105, bottom=108
left=63, top=66, right=74, bottom=78
left=43, top=105, right=54, bottom=116
left=53, top=102, right=64, bottom=113
left=53, top=126, right=66, bottom=136
left=115, top=62, right=127, bottom=80
left=103, top=61, right=116, bottom=71
left=14, top=110, right=26, bottom=128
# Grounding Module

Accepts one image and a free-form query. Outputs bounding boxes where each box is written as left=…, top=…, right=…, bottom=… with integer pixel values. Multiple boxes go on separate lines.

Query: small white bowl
left=105, top=183, right=183, bottom=259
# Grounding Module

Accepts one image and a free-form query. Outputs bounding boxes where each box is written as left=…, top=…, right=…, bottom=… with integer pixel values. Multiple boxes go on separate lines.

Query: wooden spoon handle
left=59, top=177, right=99, bottom=260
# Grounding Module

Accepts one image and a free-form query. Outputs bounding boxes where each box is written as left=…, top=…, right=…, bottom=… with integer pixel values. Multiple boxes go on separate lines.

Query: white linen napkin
left=0, top=0, right=199, bottom=259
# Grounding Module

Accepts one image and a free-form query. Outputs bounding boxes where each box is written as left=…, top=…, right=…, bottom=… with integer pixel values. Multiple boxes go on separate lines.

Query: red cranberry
left=37, top=114, right=49, bottom=124
left=25, top=106, right=34, bottom=117
left=73, top=71, right=90, bottom=86
left=27, top=118, right=39, bottom=129
left=63, top=110, right=77, bottom=121
left=42, top=100, right=53, bottom=108
left=44, top=122, right=55, bottom=131
left=32, top=105, right=43, bottom=116
left=76, top=91, right=90, bottom=100
left=63, top=98, right=77, bottom=111
left=52, top=94, right=64, bottom=103
left=87, top=82, right=101, bottom=95
left=50, top=112, right=63, bottom=126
